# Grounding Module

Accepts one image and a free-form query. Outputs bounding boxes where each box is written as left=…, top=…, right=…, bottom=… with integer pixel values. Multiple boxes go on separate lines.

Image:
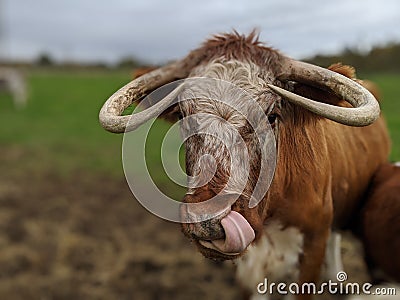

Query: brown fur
left=266, top=102, right=389, bottom=289
left=357, top=163, right=400, bottom=282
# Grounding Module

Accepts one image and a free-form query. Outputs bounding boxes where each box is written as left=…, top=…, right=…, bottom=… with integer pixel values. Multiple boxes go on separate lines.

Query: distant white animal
left=0, top=67, right=27, bottom=108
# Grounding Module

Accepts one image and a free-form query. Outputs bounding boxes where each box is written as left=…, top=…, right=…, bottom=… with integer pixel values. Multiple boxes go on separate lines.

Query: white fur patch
left=236, top=222, right=304, bottom=297
left=394, top=162, right=400, bottom=167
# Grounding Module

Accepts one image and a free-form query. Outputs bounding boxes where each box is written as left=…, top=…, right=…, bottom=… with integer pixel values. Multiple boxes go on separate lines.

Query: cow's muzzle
left=181, top=193, right=255, bottom=258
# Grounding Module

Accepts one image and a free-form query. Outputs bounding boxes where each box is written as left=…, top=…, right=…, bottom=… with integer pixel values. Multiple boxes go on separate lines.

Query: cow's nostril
left=190, top=218, right=226, bottom=240
left=181, top=193, right=243, bottom=240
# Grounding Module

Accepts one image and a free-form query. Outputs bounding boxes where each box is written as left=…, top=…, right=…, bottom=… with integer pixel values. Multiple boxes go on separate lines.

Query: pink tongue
left=211, top=211, right=255, bottom=254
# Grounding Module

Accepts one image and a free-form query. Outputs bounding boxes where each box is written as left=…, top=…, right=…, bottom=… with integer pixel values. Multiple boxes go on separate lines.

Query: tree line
left=4, top=41, right=400, bottom=73
left=306, top=42, right=400, bottom=74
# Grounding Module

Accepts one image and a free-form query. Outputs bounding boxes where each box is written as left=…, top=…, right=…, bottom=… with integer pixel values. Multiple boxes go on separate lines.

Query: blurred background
left=0, top=0, right=399, bottom=299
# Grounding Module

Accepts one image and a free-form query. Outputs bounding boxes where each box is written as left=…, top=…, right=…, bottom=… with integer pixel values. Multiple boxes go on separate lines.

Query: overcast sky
left=1, top=0, right=400, bottom=64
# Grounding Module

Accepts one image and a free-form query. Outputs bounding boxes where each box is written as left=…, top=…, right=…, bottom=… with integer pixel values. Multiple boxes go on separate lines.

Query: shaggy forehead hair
left=179, top=58, right=273, bottom=196
left=179, top=58, right=276, bottom=121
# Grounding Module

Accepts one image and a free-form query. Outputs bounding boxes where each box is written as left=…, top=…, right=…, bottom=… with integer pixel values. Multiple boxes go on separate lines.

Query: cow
left=0, top=67, right=27, bottom=109
left=355, top=162, right=400, bottom=283
left=99, top=31, right=390, bottom=299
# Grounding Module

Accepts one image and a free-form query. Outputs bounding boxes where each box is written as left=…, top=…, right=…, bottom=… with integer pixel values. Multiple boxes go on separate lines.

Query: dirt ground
left=0, top=147, right=372, bottom=300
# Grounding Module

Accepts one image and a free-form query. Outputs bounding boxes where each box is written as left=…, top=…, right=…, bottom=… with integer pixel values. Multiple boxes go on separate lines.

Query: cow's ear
left=327, top=63, right=381, bottom=101
left=327, top=63, right=356, bottom=79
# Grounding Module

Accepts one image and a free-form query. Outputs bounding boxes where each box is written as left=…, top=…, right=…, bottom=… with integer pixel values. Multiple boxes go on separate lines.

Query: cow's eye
left=268, top=113, right=277, bottom=125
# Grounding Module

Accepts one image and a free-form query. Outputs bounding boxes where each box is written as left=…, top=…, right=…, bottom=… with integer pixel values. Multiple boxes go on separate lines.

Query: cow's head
left=99, top=32, right=379, bottom=260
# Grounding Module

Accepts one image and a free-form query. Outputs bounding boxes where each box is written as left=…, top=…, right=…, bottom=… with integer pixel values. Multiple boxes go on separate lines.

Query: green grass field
left=365, top=73, right=400, bottom=160
left=0, top=70, right=127, bottom=177
left=1, top=69, right=399, bottom=182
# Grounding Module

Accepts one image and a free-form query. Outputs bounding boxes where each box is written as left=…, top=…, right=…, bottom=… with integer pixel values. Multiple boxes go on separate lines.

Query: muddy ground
left=0, top=147, right=371, bottom=300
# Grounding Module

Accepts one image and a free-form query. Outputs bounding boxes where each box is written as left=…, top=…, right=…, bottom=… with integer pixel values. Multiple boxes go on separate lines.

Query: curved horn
left=99, top=52, right=204, bottom=133
left=268, top=60, right=380, bottom=126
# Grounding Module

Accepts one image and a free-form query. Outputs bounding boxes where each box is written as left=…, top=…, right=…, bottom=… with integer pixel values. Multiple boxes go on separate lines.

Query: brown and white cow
left=99, top=32, right=390, bottom=299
